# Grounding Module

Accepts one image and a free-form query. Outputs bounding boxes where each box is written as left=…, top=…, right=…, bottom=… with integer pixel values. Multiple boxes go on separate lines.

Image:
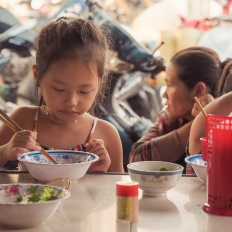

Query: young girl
left=0, top=17, right=124, bottom=173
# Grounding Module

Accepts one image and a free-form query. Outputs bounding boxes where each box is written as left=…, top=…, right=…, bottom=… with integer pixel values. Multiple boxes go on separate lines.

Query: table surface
left=0, top=172, right=231, bottom=232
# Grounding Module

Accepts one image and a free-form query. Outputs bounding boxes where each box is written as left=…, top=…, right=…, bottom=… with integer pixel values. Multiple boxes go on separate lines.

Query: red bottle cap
left=116, top=181, right=139, bottom=197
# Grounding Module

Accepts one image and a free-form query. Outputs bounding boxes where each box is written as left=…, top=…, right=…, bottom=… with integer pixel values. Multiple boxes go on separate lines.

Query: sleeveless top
left=33, top=108, right=98, bottom=151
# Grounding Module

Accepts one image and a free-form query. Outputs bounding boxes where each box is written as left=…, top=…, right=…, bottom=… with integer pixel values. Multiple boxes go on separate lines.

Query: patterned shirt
left=129, top=111, right=189, bottom=171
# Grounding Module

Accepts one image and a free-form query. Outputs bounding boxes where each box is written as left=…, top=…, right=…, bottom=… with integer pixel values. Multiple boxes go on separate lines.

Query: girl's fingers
left=18, top=130, right=37, bottom=140
left=86, top=139, right=104, bottom=152
left=13, top=131, right=40, bottom=151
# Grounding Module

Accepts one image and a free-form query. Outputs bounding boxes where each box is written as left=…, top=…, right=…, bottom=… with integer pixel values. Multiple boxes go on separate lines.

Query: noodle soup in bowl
left=18, top=150, right=99, bottom=183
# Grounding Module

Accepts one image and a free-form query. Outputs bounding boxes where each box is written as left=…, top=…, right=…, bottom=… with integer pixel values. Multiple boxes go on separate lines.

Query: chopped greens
left=16, top=185, right=62, bottom=203
left=159, top=166, right=169, bottom=171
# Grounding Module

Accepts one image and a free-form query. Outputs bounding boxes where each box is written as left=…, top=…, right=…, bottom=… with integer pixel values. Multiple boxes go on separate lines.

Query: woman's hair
left=34, top=17, right=111, bottom=111
left=170, top=46, right=222, bottom=97
left=215, top=58, right=232, bottom=97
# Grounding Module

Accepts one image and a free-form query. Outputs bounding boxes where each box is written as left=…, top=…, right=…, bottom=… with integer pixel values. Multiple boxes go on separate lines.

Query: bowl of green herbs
left=0, top=183, right=70, bottom=228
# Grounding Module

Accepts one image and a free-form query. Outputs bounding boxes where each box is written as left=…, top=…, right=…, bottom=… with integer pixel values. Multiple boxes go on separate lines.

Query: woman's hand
left=191, top=94, right=215, bottom=117
left=4, top=130, right=40, bottom=161
left=85, top=139, right=111, bottom=172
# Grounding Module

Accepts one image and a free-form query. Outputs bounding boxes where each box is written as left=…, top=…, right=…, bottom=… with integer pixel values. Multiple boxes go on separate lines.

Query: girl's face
left=38, top=59, right=100, bottom=122
left=162, top=62, right=196, bottom=121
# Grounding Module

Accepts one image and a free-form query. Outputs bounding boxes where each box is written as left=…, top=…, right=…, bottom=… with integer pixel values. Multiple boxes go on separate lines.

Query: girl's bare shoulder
left=10, top=106, right=39, bottom=129
left=95, top=118, right=119, bottom=138
left=96, top=118, right=118, bottom=131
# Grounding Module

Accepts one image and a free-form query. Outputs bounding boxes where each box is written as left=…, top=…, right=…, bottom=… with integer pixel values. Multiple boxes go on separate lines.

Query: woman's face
left=162, top=62, right=196, bottom=120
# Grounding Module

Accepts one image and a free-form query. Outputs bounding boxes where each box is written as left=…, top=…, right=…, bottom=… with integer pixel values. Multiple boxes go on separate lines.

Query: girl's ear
left=32, top=65, right=39, bottom=87
left=194, top=82, right=207, bottom=97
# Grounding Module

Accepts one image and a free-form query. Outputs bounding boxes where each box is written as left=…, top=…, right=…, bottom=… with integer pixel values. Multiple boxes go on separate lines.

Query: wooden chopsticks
left=194, top=97, right=208, bottom=117
left=0, top=109, right=58, bottom=164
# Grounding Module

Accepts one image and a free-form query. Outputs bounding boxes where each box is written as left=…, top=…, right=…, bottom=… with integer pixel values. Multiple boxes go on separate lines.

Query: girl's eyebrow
left=52, top=79, right=66, bottom=84
left=79, top=82, right=95, bottom=87
left=52, top=79, right=94, bottom=87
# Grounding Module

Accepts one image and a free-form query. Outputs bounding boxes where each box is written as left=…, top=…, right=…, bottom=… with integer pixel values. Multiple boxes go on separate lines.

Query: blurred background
left=1, top=0, right=232, bottom=61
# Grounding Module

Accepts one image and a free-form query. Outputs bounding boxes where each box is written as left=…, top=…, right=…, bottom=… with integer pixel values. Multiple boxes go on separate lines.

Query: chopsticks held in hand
left=0, top=109, right=58, bottom=164
left=194, top=97, right=208, bottom=117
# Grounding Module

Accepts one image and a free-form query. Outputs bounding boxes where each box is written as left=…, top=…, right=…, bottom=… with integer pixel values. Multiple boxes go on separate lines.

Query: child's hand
left=191, top=94, right=214, bottom=117
left=5, top=130, right=41, bottom=161
left=85, top=139, right=111, bottom=172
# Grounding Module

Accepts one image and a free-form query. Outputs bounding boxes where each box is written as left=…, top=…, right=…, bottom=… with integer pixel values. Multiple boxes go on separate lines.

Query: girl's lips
left=59, top=110, right=79, bottom=117
left=62, top=111, right=77, bottom=114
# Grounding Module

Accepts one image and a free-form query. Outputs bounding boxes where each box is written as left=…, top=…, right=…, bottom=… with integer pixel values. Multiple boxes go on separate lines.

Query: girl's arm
left=0, top=107, right=40, bottom=167
left=103, top=122, right=124, bottom=172
left=86, top=120, right=124, bottom=172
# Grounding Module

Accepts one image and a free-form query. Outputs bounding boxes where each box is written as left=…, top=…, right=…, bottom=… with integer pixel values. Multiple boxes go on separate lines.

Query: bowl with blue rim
left=127, top=161, right=184, bottom=197
left=185, top=154, right=207, bottom=183
left=18, top=150, right=99, bottom=183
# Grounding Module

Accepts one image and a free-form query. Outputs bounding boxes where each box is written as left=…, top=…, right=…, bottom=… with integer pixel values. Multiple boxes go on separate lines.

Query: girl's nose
left=64, top=92, right=78, bottom=107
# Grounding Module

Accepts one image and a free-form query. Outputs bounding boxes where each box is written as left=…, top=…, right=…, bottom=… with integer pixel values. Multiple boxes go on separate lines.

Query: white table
left=0, top=172, right=231, bottom=232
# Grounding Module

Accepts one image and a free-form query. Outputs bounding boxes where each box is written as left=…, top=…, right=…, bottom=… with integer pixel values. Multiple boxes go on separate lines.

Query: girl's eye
left=53, top=87, right=64, bottom=92
left=80, top=91, right=92, bottom=94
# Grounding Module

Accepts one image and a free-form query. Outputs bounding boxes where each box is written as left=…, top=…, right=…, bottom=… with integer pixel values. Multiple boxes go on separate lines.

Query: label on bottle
left=116, top=181, right=138, bottom=222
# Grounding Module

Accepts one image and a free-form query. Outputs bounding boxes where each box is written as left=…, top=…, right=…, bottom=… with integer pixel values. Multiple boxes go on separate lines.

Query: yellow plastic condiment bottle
left=116, top=181, right=139, bottom=222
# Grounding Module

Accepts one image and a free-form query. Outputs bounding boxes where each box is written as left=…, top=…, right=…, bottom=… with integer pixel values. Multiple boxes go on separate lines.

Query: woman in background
left=129, top=47, right=222, bottom=170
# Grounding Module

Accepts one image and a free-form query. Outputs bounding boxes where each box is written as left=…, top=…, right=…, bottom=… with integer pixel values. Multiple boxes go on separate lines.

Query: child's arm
left=189, top=92, right=232, bottom=155
left=103, top=123, right=124, bottom=172
left=0, top=114, right=41, bottom=167
left=86, top=120, right=124, bottom=173
left=86, top=139, right=111, bottom=172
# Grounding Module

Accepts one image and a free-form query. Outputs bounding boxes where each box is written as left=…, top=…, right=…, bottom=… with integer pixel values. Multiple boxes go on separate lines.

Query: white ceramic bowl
left=185, top=154, right=207, bottom=183
left=0, top=183, right=70, bottom=228
left=127, top=161, right=183, bottom=197
left=18, top=150, right=99, bottom=182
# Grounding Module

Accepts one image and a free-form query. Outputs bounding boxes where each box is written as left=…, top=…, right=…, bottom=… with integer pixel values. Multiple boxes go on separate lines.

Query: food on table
left=16, top=185, right=63, bottom=203
left=10, top=185, right=64, bottom=203
left=145, top=166, right=169, bottom=171
left=159, top=166, right=169, bottom=171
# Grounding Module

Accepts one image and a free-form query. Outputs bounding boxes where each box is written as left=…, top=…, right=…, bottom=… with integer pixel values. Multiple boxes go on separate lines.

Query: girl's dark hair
left=170, top=46, right=222, bottom=97
left=34, top=17, right=111, bottom=112
left=215, top=58, right=232, bottom=97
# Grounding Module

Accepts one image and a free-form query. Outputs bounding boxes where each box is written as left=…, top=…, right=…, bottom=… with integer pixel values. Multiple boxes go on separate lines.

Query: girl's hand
left=191, top=94, right=215, bottom=117
left=5, top=130, right=41, bottom=161
left=85, top=139, right=111, bottom=173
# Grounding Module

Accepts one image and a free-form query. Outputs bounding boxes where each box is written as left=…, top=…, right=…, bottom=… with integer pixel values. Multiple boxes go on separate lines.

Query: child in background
left=189, top=59, right=232, bottom=155
left=0, top=17, right=124, bottom=173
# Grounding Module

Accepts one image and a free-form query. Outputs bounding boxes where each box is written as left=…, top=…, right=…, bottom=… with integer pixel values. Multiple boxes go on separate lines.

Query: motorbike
left=16, top=0, right=166, bottom=171
left=0, top=7, right=36, bottom=104
left=29, top=0, right=88, bottom=33
left=85, top=1, right=165, bottom=170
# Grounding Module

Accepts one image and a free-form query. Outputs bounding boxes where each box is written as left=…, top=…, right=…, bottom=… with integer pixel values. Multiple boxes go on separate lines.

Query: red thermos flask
left=203, top=114, right=232, bottom=216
